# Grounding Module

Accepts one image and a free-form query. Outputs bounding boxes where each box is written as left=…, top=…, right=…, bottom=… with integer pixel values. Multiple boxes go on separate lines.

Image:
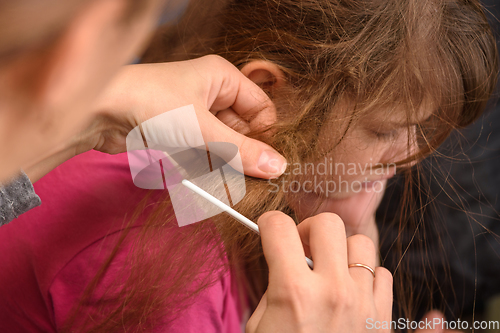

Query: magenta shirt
left=0, top=151, right=244, bottom=332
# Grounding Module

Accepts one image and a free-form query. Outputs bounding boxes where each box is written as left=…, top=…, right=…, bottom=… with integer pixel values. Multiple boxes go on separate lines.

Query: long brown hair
left=63, top=0, right=498, bottom=331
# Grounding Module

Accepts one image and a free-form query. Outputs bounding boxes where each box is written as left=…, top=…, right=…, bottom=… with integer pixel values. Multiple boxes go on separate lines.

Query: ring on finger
left=348, top=263, right=375, bottom=278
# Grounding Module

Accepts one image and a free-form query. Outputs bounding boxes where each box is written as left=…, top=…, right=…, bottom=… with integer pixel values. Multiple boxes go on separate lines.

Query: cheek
left=282, top=129, right=395, bottom=209
left=330, top=133, right=386, bottom=168
left=287, top=191, right=321, bottom=221
left=288, top=179, right=387, bottom=225
left=380, top=130, right=419, bottom=164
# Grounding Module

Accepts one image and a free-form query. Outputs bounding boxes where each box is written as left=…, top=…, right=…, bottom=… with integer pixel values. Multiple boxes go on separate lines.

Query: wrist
left=92, top=65, right=137, bottom=121
left=23, top=144, right=79, bottom=183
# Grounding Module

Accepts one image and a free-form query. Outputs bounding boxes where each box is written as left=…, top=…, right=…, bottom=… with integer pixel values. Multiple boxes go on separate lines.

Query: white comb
left=182, top=179, right=314, bottom=269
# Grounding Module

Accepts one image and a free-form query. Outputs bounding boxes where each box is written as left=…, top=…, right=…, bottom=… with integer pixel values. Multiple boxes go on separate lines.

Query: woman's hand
left=247, top=211, right=393, bottom=333
left=91, top=55, right=286, bottom=175
left=25, top=55, right=286, bottom=182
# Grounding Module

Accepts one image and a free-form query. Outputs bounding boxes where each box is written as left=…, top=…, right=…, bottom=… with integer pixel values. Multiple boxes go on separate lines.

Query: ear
left=0, top=0, right=135, bottom=172
left=216, top=60, right=284, bottom=135
left=240, top=60, right=285, bottom=93
left=4, top=0, right=137, bottom=112
left=39, top=0, right=130, bottom=108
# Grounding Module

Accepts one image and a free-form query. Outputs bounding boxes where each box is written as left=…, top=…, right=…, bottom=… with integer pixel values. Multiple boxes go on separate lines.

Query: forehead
left=360, top=99, right=436, bottom=126
left=328, top=97, right=436, bottom=129
left=313, top=100, right=434, bottom=151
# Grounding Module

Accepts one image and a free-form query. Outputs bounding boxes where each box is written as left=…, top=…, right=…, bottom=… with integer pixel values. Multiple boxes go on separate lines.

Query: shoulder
left=0, top=151, right=154, bottom=285
left=0, top=150, right=160, bottom=330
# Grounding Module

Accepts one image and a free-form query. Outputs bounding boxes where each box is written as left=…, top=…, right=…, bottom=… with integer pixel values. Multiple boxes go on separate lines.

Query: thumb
left=135, top=103, right=287, bottom=180
left=246, top=291, right=268, bottom=333
left=197, top=108, right=287, bottom=179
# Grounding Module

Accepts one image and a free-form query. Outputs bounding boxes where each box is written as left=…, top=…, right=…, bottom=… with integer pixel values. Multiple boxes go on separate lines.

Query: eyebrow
left=384, top=115, right=434, bottom=128
left=385, top=121, right=419, bottom=128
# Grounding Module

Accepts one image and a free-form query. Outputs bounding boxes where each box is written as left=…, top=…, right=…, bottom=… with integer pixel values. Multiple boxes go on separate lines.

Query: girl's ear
left=216, top=60, right=284, bottom=136
left=240, top=60, right=286, bottom=93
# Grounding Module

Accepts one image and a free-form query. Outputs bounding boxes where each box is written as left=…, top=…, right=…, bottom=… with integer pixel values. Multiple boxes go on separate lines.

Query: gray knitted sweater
left=0, top=171, right=41, bottom=226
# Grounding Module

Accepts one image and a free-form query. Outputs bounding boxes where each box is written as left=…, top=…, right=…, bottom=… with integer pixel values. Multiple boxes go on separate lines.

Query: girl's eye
left=371, top=129, right=399, bottom=140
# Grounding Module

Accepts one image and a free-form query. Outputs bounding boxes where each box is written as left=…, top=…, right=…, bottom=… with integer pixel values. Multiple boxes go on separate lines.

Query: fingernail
left=257, top=150, right=287, bottom=177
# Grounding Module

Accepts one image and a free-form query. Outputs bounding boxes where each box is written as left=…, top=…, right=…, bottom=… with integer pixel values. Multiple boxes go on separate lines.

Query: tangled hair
left=63, top=0, right=498, bottom=331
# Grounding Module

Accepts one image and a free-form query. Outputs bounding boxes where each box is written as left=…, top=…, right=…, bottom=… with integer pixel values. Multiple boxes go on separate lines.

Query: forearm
left=23, top=111, right=116, bottom=183
left=23, top=146, right=79, bottom=183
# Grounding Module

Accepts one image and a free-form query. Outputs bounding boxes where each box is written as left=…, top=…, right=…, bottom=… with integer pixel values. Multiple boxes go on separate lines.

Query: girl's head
left=69, top=0, right=498, bottom=331
left=147, top=0, right=497, bottom=221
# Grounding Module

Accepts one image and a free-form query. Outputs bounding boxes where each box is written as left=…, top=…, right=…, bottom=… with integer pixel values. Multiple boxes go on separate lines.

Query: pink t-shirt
left=0, top=151, right=244, bottom=332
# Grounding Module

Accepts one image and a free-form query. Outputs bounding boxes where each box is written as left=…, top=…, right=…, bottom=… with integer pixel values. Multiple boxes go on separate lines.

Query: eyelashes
left=370, top=129, right=399, bottom=140
left=365, top=123, right=419, bottom=142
